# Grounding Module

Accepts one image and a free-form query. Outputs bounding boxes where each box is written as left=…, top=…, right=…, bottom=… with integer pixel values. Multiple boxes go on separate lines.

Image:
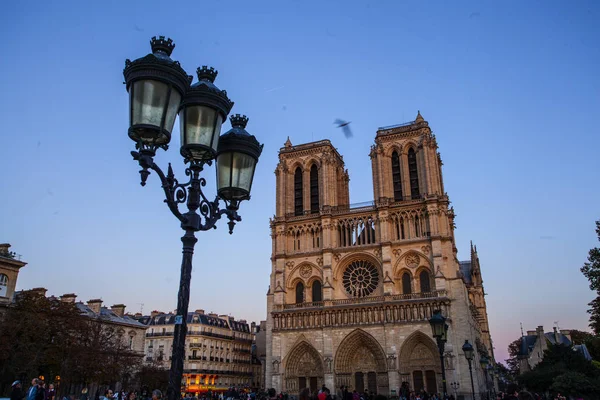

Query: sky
left=1, top=0, right=599, bottom=364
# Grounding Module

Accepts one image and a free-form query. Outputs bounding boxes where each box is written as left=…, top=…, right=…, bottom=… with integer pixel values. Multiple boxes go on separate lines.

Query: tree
left=581, top=220, right=600, bottom=335
left=505, top=338, right=522, bottom=376
left=135, top=362, right=169, bottom=394
left=570, top=329, right=600, bottom=361
left=550, top=371, right=600, bottom=399
left=518, top=344, right=600, bottom=399
left=0, top=292, right=142, bottom=396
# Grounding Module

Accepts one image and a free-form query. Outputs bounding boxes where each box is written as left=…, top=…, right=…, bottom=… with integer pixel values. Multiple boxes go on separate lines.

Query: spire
left=284, top=136, right=292, bottom=148
left=415, top=110, right=424, bottom=122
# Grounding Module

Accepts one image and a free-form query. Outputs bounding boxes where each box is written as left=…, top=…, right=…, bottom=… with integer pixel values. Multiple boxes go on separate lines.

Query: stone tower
left=266, top=113, right=495, bottom=398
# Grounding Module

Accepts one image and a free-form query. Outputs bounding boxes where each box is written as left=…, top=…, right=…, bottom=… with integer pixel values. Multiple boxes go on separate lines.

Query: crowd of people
left=10, top=379, right=56, bottom=400
left=9, top=380, right=165, bottom=400
left=9, top=381, right=577, bottom=400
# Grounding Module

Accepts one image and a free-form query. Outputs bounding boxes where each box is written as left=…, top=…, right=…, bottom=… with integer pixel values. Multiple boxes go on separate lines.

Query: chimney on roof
left=219, top=314, right=228, bottom=320
left=60, top=293, right=77, bottom=303
left=526, top=330, right=536, bottom=336
left=560, top=329, right=572, bottom=343
left=536, top=326, right=544, bottom=335
left=251, top=322, right=256, bottom=333
left=239, top=319, right=247, bottom=324
left=134, top=312, right=142, bottom=317
left=29, top=287, right=48, bottom=297
left=553, top=327, right=560, bottom=344
left=111, top=304, right=126, bottom=318
left=209, top=313, right=218, bottom=317
left=0, top=243, right=10, bottom=253
left=195, top=309, right=205, bottom=315
left=87, top=299, right=102, bottom=314
left=150, top=310, right=161, bottom=317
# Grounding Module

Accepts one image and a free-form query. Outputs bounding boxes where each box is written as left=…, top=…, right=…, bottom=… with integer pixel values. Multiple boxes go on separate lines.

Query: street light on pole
left=462, top=340, right=476, bottom=400
left=123, top=36, right=263, bottom=400
left=429, top=310, right=449, bottom=397
left=450, top=381, right=459, bottom=398
left=480, top=355, right=489, bottom=400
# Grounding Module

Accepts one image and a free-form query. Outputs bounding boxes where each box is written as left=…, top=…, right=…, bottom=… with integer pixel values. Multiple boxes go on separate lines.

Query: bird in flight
left=334, top=119, right=353, bottom=138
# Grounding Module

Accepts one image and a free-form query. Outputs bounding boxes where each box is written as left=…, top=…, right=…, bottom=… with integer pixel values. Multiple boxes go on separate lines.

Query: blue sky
left=1, top=0, right=598, bottom=363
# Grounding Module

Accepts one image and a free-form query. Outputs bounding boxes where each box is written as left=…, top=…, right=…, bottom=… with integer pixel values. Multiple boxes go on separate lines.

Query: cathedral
left=265, top=113, right=495, bottom=398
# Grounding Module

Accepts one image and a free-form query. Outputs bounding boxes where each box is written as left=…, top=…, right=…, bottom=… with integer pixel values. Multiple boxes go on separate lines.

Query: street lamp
left=450, top=382, right=459, bottom=398
left=429, top=310, right=449, bottom=397
left=480, top=355, right=489, bottom=400
left=462, top=340, right=476, bottom=400
left=123, top=36, right=263, bottom=400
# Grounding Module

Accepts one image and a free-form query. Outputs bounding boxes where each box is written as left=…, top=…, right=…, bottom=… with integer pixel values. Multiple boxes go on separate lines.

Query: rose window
left=342, top=260, right=379, bottom=297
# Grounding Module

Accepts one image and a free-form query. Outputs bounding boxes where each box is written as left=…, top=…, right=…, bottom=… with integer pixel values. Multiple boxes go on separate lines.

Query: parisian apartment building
left=138, top=309, right=259, bottom=391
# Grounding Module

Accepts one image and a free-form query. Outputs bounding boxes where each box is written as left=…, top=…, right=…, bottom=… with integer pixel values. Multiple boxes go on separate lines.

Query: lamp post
left=462, top=340, right=476, bottom=400
left=429, top=310, right=448, bottom=397
left=480, top=355, right=489, bottom=400
left=450, top=382, right=459, bottom=398
left=123, top=36, right=263, bottom=400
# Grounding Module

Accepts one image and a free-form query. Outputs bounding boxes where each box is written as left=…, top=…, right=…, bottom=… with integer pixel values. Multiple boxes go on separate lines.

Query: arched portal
left=284, top=341, right=324, bottom=395
left=334, top=329, right=388, bottom=394
left=398, top=331, right=440, bottom=394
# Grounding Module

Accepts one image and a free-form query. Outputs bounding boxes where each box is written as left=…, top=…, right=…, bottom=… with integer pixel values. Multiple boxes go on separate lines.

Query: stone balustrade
left=272, top=290, right=449, bottom=331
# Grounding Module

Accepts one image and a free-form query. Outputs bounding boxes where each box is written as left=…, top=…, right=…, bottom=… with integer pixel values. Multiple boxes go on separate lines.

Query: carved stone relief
left=300, top=265, right=312, bottom=278
left=405, top=254, right=420, bottom=268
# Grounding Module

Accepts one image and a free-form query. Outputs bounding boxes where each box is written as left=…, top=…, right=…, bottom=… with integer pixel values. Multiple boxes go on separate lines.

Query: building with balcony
left=140, top=310, right=256, bottom=393
left=266, top=112, right=495, bottom=398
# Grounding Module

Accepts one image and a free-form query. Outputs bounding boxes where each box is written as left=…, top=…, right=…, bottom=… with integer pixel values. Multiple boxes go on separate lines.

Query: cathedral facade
left=266, top=113, right=495, bottom=398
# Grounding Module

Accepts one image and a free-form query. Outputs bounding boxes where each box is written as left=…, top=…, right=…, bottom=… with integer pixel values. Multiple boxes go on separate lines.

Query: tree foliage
left=505, top=338, right=522, bottom=376
left=0, top=292, right=142, bottom=396
left=518, top=344, right=600, bottom=399
left=581, top=220, right=600, bottom=335
left=570, top=329, right=600, bottom=361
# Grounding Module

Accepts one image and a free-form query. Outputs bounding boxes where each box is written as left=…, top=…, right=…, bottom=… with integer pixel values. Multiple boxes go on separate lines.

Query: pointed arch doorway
left=284, top=341, right=324, bottom=395
left=334, top=329, right=389, bottom=394
left=399, top=331, right=441, bottom=394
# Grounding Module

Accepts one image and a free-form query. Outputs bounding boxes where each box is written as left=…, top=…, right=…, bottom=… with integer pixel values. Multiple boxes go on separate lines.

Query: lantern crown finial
left=197, top=66, right=218, bottom=83
left=150, top=36, right=175, bottom=56
left=230, top=114, right=249, bottom=129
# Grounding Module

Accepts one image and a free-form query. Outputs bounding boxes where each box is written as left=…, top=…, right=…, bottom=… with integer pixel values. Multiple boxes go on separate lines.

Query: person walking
left=151, top=390, right=162, bottom=400
left=11, top=381, right=24, bottom=400
left=27, top=379, right=39, bottom=400
left=100, top=390, right=114, bottom=400
left=35, top=381, right=46, bottom=400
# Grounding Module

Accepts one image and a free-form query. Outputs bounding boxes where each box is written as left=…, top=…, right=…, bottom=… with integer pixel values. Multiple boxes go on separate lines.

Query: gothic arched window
left=312, top=280, right=322, bottom=302
left=392, top=151, right=403, bottom=201
left=295, top=282, right=304, bottom=304
left=408, top=148, right=420, bottom=199
left=294, top=167, right=303, bottom=216
left=402, top=272, right=412, bottom=294
left=420, top=270, right=431, bottom=293
left=310, top=164, right=319, bottom=213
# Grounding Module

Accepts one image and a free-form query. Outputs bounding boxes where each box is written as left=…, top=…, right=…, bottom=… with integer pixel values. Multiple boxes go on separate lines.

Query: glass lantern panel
left=217, top=152, right=232, bottom=192
left=164, top=89, right=181, bottom=134
left=230, top=152, right=256, bottom=193
left=182, top=106, right=221, bottom=149
left=131, top=80, right=169, bottom=128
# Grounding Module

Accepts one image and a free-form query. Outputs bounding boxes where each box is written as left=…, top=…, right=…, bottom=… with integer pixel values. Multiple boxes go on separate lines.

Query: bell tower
left=274, top=138, right=349, bottom=217
left=370, top=111, right=444, bottom=202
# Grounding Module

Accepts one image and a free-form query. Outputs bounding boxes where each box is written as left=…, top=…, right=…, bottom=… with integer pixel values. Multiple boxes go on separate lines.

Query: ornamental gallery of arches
left=334, top=329, right=389, bottom=394
left=334, top=254, right=383, bottom=298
